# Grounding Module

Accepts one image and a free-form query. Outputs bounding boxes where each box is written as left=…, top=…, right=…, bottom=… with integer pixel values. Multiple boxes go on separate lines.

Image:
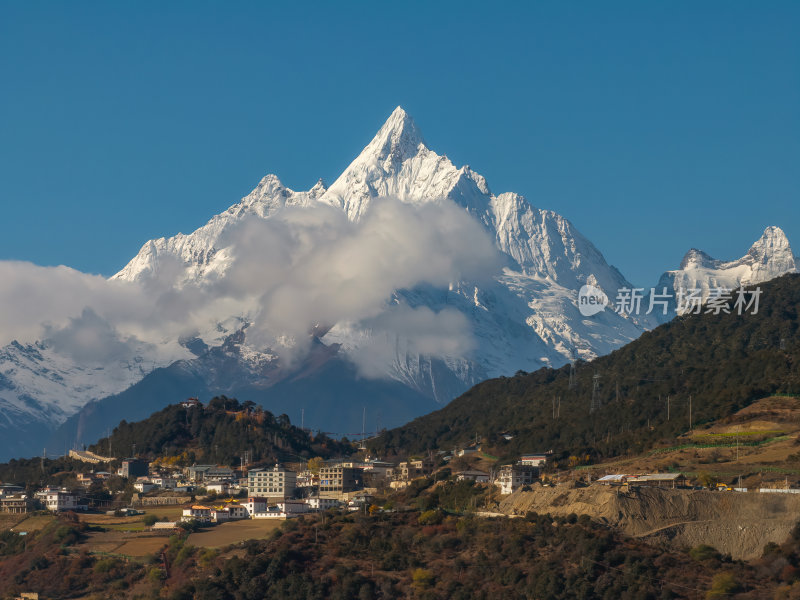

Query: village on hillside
left=4, top=397, right=800, bottom=529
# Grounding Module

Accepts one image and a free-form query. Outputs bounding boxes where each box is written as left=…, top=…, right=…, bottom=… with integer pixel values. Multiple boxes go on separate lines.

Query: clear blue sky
left=1, top=1, right=797, bottom=286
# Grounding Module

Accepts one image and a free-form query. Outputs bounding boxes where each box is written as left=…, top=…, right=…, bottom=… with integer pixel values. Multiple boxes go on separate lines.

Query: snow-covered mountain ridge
left=0, top=107, right=796, bottom=459
left=652, top=226, right=797, bottom=320
left=113, top=107, right=652, bottom=382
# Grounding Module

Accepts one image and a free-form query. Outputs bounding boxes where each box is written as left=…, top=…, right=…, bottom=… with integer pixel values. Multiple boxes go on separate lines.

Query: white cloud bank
left=0, top=197, right=501, bottom=376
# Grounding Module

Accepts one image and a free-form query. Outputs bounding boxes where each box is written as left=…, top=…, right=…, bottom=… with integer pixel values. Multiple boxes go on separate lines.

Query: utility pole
left=667, top=395, right=670, bottom=421
left=736, top=426, right=740, bottom=462
left=590, top=373, right=601, bottom=413
left=569, top=362, right=575, bottom=389
left=552, top=395, right=556, bottom=420
left=569, top=360, right=577, bottom=390
left=688, top=395, right=692, bottom=431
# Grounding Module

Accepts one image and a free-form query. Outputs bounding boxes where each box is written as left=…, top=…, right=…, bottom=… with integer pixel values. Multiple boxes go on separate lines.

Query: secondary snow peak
left=747, top=226, right=793, bottom=263
left=679, top=248, right=718, bottom=270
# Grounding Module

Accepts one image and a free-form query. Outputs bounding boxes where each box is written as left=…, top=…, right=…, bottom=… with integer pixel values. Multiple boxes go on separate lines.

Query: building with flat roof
left=185, top=465, right=216, bottom=482
left=320, top=464, right=363, bottom=496
left=627, top=473, right=686, bottom=488
left=519, top=453, right=550, bottom=468
left=455, top=470, right=490, bottom=483
left=121, top=458, right=148, bottom=479
left=35, top=488, right=86, bottom=512
left=248, top=464, right=296, bottom=499
left=496, top=464, right=538, bottom=495
left=0, top=495, right=31, bottom=514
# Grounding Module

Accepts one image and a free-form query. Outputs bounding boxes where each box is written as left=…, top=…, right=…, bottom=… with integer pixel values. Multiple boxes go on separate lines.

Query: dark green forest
left=372, top=274, right=800, bottom=461
left=88, top=396, right=353, bottom=467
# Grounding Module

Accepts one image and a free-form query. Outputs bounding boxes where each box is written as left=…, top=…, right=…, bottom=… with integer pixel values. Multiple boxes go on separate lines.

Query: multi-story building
left=185, top=465, right=214, bottom=482
left=362, top=461, right=395, bottom=479
left=204, top=467, right=236, bottom=483
left=182, top=505, right=212, bottom=522
left=244, top=497, right=269, bottom=516
left=296, top=470, right=318, bottom=488
left=76, top=473, right=98, bottom=487
left=133, top=480, right=157, bottom=493
left=0, top=495, right=31, bottom=514
left=319, top=464, right=363, bottom=495
left=0, top=484, right=25, bottom=498
left=247, top=464, right=296, bottom=499
left=35, top=488, right=85, bottom=512
left=121, top=458, right=148, bottom=479
left=396, top=459, right=433, bottom=482
left=151, top=476, right=177, bottom=489
left=495, top=464, right=538, bottom=495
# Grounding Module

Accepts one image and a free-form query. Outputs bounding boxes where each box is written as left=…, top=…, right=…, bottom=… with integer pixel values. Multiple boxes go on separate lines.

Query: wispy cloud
left=0, top=197, right=501, bottom=374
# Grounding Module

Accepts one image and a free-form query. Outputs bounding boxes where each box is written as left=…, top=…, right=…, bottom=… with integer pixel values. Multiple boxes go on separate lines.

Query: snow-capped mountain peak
left=654, top=226, right=797, bottom=319
left=363, top=105, right=426, bottom=163
left=744, top=226, right=796, bottom=280
left=5, top=106, right=796, bottom=461
left=679, top=248, right=719, bottom=270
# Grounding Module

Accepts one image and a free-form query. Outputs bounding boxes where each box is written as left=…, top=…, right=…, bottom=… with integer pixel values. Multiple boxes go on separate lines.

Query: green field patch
left=693, top=430, right=785, bottom=439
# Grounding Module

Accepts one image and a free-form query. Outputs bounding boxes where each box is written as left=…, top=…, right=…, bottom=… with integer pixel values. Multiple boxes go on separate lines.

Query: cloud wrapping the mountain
left=0, top=197, right=501, bottom=372
left=214, top=197, right=502, bottom=363
left=0, top=262, right=146, bottom=346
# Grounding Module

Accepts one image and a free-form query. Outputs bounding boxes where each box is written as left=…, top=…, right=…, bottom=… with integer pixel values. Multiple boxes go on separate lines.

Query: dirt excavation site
left=499, top=485, right=800, bottom=559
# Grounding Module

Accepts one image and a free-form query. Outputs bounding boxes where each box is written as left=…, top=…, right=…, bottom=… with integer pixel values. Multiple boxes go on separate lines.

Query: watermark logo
left=577, top=285, right=762, bottom=317
left=577, top=284, right=609, bottom=317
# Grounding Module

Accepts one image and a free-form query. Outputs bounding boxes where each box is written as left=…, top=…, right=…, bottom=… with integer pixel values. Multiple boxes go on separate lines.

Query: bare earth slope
left=499, top=485, right=800, bottom=560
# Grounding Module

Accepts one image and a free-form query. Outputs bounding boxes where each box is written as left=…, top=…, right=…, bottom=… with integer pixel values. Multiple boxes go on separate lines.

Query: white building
left=35, top=488, right=84, bottom=512
left=0, top=485, right=24, bottom=498
left=250, top=500, right=308, bottom=519
left=205, top=482, right=229, bottom=495
left=519, top=454, right=550, bottom=468
left=182, top=505, right=212, bottom=522
left=244, top=496, right=269, bottom=516
left=455, top=470, right=490, bottom=483
left=496, top=464, right=538, bottom=495
left=151, top=477, right=177, bottom=489
left=210, top=504, right=249, bottom=521
left=278, top=500, right=309, bottom=514
left=134, top=481, right=157, bottom=493
left=248, top=464, right=297, bottom=498
left=306, top=496, right=341, bottom=511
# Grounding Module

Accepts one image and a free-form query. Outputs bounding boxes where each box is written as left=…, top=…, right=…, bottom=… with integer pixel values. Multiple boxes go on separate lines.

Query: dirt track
left=499, top=485, right=800, bottom=559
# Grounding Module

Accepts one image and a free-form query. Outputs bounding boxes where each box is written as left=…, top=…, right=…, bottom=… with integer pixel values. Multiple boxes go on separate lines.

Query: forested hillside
left=88, top=396, right=353, bottom=466
left=6, top=510, right=797, bottom=599
left=373, top=274, right=800, bottom=460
